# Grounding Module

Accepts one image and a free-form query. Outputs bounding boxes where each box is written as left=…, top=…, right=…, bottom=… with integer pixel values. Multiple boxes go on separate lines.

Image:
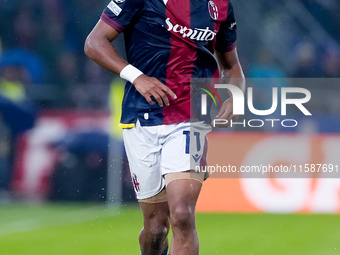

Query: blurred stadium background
left=0, top=0, right=340, bottom=254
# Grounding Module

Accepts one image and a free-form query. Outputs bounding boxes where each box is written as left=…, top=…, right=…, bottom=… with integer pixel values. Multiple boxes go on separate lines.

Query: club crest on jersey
left=208, top=1, right=218, bottom=20
left=107, top=0, right=122, bottom=16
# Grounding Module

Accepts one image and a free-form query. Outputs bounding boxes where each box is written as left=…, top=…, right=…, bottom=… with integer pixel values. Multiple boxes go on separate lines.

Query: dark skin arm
left=84, top=20, right=176, bottom=107
left=214, top=48, right=245, bottom=127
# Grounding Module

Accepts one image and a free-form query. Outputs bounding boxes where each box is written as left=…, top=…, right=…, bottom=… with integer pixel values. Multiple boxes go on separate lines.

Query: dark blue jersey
left=101, top=0, right=237, bottom=127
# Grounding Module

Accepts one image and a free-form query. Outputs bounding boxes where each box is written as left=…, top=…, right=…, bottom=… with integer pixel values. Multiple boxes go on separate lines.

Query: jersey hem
left=119, top=123, right=135, bottom=128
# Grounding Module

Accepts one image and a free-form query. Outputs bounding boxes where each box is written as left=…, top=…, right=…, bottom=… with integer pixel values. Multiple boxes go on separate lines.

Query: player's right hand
left=133, top=74, right=177, bottom=107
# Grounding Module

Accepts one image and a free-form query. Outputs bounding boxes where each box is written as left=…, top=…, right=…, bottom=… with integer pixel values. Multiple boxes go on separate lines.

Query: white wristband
left=119, top=64, right=143, bottom=84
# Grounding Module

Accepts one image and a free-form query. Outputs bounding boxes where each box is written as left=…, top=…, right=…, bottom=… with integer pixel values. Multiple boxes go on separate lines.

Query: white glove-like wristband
left=119, top=64, right=143, bottom=84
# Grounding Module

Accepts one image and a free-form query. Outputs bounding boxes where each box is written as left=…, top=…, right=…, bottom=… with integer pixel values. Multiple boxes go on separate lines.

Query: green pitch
left=0, top=204, right=340, bottom=255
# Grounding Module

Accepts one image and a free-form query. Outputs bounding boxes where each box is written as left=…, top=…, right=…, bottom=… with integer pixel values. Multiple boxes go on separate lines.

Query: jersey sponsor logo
left=208, top=1, right=218, bottom=20
left=114, top=0, right=125, bottom=3
left=165, top=18, right=216, bottom=41
left=107, top=0, right=122, bottom=16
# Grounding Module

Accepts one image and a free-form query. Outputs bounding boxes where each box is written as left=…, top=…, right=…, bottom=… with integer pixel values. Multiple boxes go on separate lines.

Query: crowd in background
left=298, top=0, right=340, bottom=78
left=0, top=0, right=111, bottom=109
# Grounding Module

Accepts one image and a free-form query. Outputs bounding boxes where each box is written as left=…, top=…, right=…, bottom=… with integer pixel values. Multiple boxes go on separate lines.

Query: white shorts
left=123, top=120, right=212, bottom=200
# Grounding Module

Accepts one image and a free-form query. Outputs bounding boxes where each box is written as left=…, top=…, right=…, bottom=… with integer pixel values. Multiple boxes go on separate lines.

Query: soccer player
left=85, top=0, right=244, bottom=254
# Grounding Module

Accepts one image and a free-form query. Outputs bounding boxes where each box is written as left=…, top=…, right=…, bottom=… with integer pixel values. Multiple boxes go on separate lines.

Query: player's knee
left=142, top=224, right=169, bottom=249
left=170, top=206, right=194, bottom=230
left=145, top=217, right=170, bottom=241
left=150, top=225, right=169, bottom=242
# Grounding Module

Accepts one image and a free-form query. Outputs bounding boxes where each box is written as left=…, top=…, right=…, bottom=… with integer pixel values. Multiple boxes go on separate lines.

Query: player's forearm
left=225, top=61, right=246, bottom=94
left=217, top=49, right=245, bottom=96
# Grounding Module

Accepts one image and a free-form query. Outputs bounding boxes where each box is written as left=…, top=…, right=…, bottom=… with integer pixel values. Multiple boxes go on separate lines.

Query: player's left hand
left=213, top=97, right=238, bottom=128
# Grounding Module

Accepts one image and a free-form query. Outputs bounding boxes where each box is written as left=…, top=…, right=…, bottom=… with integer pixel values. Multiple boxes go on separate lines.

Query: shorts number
left=183, top=131, right=201, bottom=154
